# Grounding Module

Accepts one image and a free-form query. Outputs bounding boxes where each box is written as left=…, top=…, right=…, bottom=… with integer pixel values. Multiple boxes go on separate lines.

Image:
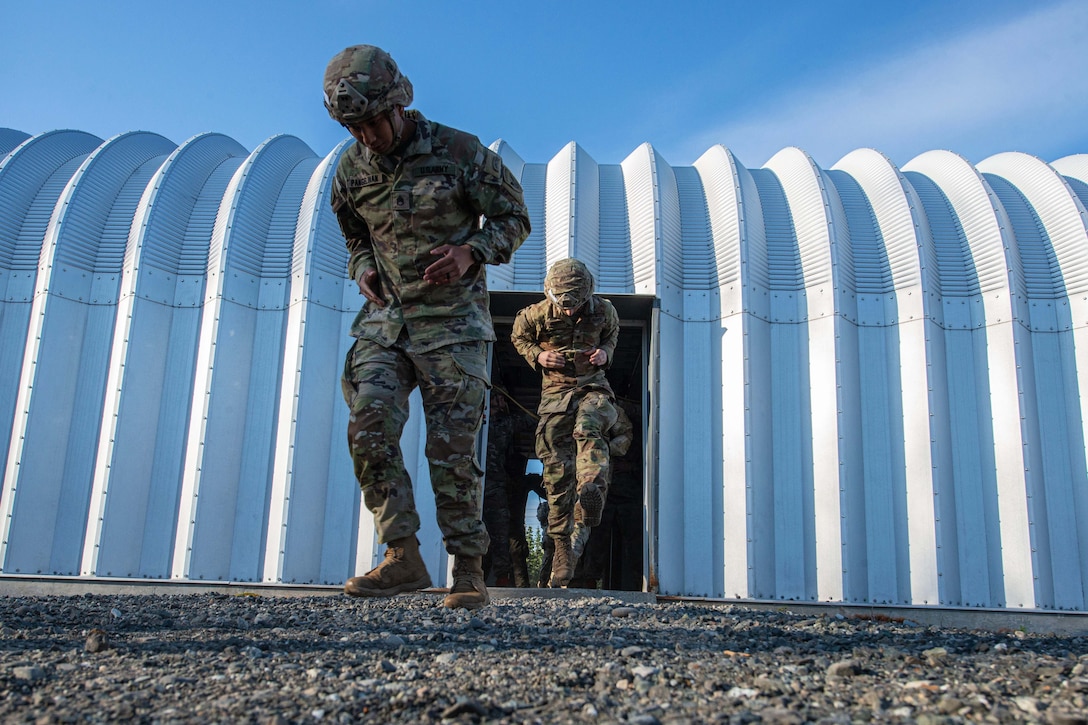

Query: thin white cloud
left=683, top=0, right=1088, bottom=168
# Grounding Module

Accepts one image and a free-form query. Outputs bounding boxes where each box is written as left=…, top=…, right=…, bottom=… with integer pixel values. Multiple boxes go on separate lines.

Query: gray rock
left=13, top=665, right=45, bottom=681
left=0, top=591, right=1084, bottom=723
left=826, top=659, right=858, bottom=679
left=85, top=628, right=109, bottom=653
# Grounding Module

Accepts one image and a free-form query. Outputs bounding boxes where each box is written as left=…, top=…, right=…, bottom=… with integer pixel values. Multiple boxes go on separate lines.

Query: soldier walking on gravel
left=324, top=45, right=530, bottom=609
left=511, top=258, right=630, bottom=587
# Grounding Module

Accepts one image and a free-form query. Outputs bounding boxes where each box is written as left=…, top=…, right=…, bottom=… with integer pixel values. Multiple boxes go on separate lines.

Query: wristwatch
left=470, top=246, right=485, bottom=264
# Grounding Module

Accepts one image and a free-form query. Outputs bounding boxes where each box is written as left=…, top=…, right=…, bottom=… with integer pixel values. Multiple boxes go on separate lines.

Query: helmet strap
left=389, top=107, right=415, bottom=156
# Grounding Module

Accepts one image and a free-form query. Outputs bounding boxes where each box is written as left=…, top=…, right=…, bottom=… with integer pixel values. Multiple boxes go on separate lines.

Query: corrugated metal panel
left=597, top=165, right=633, bottom=292
left=692, top=145, right=743, bottom=289
left=621, top=145, right=661, bottom=297
left=984, top=176, right=1054, bottom=298
left=0, top=131, right=100, bottom=270
left=0, top=132, right=176, bottom=576
left=268, top=144, right=361, bottom=585
left=905, top=151, right=1038, bottom=609
left=1054, top=155, right=1088, bottom=214
left=0, top=129, right=31, bottom=156
left=978, top=152, right=1088, bottom=610
left=0, top=131, right=102, bottom=515
left=907, top=152, right=1018, bottom=299
left=691, top=145, right=753, bottom=597
left=655, top=155, right=684, bottom=296
left=545, top=143, right=575, bottom=266
left=293, top=142, right=352, bottom=316
left=572, top=144, right=601, bottom=275
left=673, top=168, right=715, bottom=291
left=486, top=140, right=525, bottom=292
left=983, top=153, right=1088, bottom=303
left=830, top=149, right=939, bottom=606
left=507, top=163, right=546, bottom=291
left=135, top=134, right=249, bottom=280
left=904, top=171, right=971, bottom=300
left=3, top=127, right=1088, bottom=613
left=827, top=170, right=887, bottom=295
left=765, top=148, right=844, bottom=602
left=173, top=137, right=319, bottom=583
left=50, top=134, right=174, bottom=277
left=81, top=133, right=250, bottom=580
left=751, top=169, right=802, bottom=293
left=765, top=149, right=835, bottom=293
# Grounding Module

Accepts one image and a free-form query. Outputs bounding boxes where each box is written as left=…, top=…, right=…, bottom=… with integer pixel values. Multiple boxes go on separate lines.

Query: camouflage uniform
left=482, top=397, right=539, bottom=586
left=334, top=109, right=530, bottom=557
left=510, top=277, right=621, bottom=541
left=481, top=397, right=517, bottom=583
left=535, top=499, right=554, bottom=588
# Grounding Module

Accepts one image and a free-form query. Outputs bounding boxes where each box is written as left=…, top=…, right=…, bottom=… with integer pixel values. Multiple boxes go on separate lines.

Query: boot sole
left=579, top=484, right=604, bottom=526
left=442, top=594, right=490, bottom=610
left=548, top=573, right=572, bottom=588
left=343, top=574, right=432, bottom=598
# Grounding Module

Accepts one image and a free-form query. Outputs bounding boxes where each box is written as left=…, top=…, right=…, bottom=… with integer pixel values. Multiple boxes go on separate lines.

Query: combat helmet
left=545, top=258, right=595, bottom=310
left=323, top=45, right=413, bottom=125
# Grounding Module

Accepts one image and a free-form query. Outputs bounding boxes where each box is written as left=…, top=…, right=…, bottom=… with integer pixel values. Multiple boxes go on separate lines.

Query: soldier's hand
left=424, top=244, right=473, bottom=285
left=537, top=350, right=566, bottom=369
left=588, top=347, right=608, bottom=366
left=357, top=268, right=385, bottom=307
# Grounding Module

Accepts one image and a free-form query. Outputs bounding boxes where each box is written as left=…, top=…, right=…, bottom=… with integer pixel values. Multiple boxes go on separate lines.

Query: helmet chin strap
left=389, top=108, right=408, bottom=150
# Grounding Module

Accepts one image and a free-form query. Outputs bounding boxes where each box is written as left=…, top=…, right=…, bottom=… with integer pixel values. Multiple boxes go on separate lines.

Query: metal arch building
left=2, top=127, right=1088, bottom=612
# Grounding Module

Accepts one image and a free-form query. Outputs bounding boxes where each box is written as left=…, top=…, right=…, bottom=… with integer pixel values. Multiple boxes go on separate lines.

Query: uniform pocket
left=444, top=341, right=489, bottom=427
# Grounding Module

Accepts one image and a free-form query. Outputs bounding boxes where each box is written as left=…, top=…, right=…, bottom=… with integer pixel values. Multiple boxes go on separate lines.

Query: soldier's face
left=347, top=112, right=396, bottom=154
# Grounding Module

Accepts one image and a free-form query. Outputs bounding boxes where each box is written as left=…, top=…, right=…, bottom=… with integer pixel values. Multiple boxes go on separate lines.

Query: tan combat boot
left=549, top=536, right=573, bottom=588
left=344, top=536, right=431, bottom=597
left=443, top=556, right=490, bottom=610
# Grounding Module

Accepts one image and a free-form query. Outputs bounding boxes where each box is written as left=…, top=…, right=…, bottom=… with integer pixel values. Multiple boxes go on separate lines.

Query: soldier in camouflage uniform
left=511, top=259, right=629, bottom=587
left=324, top=45, right=530, bottom=610
left=482, top=389, right=540, bottom=586
left=481, top=393, right=517, bottom=585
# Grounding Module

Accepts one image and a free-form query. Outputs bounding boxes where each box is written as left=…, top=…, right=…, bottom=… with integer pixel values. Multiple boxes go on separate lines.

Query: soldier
left=507, top=460, right=546, bottom=587
left=535, top=499, right=554, bottom=588
left=481, top=393, right=517, bottom=586
left=510, top=259, right=629, bottom=587
left=324, top=45, right=530, bottom=610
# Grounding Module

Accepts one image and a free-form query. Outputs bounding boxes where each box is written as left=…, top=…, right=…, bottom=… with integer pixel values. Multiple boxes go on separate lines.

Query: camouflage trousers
left=341, top=337, right=491, bottom=557
left=536, top=390, right=618, bottom=539
left=481, top=470, right=513, bottom=582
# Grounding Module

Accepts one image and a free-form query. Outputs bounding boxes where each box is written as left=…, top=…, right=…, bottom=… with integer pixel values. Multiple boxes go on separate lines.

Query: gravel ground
left=2, top=590, right=1087, bottom=724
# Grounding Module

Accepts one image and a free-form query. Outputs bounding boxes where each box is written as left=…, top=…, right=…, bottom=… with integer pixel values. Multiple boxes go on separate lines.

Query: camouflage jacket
left=331, top=110, right=530, bottom=352
left=510, top=295, right=619, bottom=414
left=485, top=405, right=535, bottom=479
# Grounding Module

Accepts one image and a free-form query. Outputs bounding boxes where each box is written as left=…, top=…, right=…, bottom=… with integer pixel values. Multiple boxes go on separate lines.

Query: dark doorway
left=486, top=292, right=651, bottom=591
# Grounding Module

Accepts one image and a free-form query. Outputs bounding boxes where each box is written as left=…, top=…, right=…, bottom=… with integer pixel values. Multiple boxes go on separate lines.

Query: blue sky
left=2, top=0, right=1085, bottom=170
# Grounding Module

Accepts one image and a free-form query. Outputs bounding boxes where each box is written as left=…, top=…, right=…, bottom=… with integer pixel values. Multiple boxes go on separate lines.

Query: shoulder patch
left=501, top=166, right=523, bottom=196
left=481, top=148, right=504, bottom=183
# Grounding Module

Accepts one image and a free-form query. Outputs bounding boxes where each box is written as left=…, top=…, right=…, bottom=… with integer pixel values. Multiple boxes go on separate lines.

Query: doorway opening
left=486, top=292, right=652, bottom=591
